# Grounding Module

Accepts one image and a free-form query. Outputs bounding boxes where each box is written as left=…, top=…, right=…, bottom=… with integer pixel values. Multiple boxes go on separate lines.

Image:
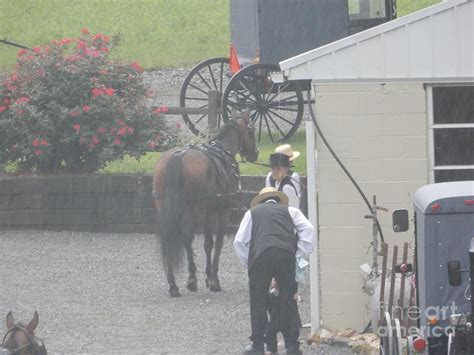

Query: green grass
left=100, top=131, right=307, bottom=176
left=0, top=0, right=229, bottom=71
left=0, top=0, right=441, bottom=72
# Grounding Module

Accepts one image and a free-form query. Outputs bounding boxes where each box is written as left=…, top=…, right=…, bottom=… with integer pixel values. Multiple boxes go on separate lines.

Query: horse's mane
left=213, top=120, right=237, bottom=142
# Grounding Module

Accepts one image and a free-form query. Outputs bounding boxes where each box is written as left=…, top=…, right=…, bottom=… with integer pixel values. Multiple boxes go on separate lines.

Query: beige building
left=280, top=0, right=474, bottom=330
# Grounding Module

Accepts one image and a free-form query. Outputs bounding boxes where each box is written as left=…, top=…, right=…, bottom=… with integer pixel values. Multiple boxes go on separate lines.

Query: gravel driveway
left=0, top=230, right=353, bottom=354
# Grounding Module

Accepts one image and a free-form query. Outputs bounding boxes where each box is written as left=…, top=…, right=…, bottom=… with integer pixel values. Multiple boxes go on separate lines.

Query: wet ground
left=0, top=230, right=354, bottom=354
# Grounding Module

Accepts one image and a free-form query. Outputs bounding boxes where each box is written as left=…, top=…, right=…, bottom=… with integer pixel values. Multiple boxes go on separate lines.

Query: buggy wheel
left=221, top=63, right=304, bottom=143
left=179, top=57, right=230, bottom=136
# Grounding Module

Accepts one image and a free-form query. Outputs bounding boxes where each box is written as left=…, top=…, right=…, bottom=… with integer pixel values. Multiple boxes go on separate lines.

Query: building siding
left=314, top=82, right=428, bottom=330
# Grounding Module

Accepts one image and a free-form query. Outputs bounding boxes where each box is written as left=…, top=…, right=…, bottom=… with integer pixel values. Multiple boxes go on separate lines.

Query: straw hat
left=275, top=144, right=300, bottom=161
left=250, top=187, right=289, bottom=208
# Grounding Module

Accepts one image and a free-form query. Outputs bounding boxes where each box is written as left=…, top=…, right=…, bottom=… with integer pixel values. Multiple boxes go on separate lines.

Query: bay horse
left=1, top=311, right=46, bottom=355
left=153, top=112, right=258, bottom=297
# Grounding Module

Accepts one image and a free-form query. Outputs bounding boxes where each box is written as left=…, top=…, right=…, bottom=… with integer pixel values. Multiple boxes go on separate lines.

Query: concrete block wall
left=314, top=83, right=429, bottom=330
left=0, top=174, right=295, bottom=234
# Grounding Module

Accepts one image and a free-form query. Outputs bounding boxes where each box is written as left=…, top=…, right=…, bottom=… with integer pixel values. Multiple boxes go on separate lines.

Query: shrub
left=0, top=30, right=177, bottom=173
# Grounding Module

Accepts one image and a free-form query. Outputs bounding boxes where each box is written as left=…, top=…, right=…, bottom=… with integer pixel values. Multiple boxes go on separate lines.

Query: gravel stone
left=0, top=230, right=353, bottom=354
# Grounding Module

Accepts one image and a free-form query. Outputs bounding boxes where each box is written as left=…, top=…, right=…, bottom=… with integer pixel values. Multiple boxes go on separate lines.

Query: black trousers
left=248, top=247, right=300, bottom=349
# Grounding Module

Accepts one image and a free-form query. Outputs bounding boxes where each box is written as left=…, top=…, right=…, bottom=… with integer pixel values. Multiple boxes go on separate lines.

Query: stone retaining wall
left=0, top=174, right=270, bottom=234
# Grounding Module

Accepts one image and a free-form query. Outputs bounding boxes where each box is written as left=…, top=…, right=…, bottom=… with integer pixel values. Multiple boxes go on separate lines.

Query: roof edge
left=280, top=0, right=471, bottom=72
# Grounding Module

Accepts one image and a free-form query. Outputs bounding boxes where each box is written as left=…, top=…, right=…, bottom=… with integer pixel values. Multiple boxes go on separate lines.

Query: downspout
left=306, top=85, right=321, bottom=333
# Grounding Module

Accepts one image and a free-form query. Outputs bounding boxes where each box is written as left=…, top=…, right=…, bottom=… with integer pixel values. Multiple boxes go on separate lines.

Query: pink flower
left=91, top=136, right=99, bottom=145
left=60, top=38, right=72, bottom=45
left=176, top=122, right=182, bottom=129
left=97, top=127, right=107, bottom=134
left=117, top=127, right=127, bottom=136
left=79, top=136, right=87, bottom=145
left=17, top=49, right=28, bottom=56
left=82, top=105, right=91, bottom=112
left=34, top=149, right=43, bottom=156
left=3, top=98, right=10, bottom=105
left=40, top=139, right=48, bottom=146
left=0, top=106, right=6, bottom=113
left=127, top=126, right=134, bottom=134
left=147, top=141, right=156, bottom=149
left=70, top=110, right=80, bottom=117
left=116, top=119, right=125, bottom=126
left=81, top=28, right=90, bottom=35
left=130, top=61, right=143, bottom=73
left=16, top=96, right=29, bottom=104
left=113, top=138, right=121, bottom=145
left=104, top=88, right=115, bottom=96
left=32, top=138, right=40, bottom=147
left=33, top=47, right=41, bottom=54
left=92, top=88, right=104, bottom=97
left=73, top=124, right=81, bottom=133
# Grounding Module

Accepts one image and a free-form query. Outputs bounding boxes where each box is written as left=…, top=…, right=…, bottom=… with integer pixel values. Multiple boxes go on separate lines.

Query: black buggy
left=179, top=0, right=396, bottom=142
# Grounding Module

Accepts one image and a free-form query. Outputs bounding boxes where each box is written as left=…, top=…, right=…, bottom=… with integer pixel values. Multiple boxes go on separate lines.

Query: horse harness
left=1, top=324, right=47, bottom=355
left=153, top=140, right=240, bottom=201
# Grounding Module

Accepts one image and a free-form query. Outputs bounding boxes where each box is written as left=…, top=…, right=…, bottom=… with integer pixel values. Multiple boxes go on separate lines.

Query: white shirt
left=265, top=171, right=301, bottom=209
left=233, top=201, right=314, bottom=266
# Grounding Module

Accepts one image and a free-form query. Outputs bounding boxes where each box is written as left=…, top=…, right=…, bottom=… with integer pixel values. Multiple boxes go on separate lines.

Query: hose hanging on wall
left=306, top=90, right=385, bottom=244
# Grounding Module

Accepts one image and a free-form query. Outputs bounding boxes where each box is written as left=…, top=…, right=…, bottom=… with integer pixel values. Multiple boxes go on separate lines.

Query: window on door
left=429, top=86, right=474, bottom=183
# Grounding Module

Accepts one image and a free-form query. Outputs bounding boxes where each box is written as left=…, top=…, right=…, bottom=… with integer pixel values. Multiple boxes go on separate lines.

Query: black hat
left=269, top=153, right=290, bottom=167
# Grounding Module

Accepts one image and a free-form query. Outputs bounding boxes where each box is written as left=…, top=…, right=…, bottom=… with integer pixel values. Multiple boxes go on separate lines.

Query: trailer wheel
left=179, top=57, right=230, bottom=136
left=221, top=63, right=304, bottom=142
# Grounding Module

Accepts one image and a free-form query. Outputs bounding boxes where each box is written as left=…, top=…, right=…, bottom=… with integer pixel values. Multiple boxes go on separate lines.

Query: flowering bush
left=0, top=30, right=177, bottom=173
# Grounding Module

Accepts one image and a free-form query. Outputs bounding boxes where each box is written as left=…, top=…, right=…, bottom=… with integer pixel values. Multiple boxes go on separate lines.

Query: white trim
left=427, top=86, right=435, bottom=184
left=431, top=123, right=474, bottom=129
left=433, top=165, right=474, bottom=170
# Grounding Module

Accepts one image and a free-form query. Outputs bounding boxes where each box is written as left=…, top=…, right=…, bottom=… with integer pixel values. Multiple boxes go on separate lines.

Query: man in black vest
left=234, top=187, right=314, bottom=355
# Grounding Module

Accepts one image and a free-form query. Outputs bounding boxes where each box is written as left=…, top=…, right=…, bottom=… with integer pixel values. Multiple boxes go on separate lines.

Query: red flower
left=17, top=49, right=28, bottom=56
left=92, top=88, right=104, bottom=97
left=116, top=119, right=125, bottom=126
left=32, top=138, right=40, bottom=147
left=104, top=88, right=115, bottom=96
left=3, top=98, right=10, bottom=105
left=176, top=122, right=182, bottom=129
left=130, top=61, right=143, bottom=73
left=16, top=96, right=29, bottom=104
left=33, top=47, right=41, bottom=54
left=0, top=106, right=6, bottom=113
left=34, top=149, right=43, bottom=156
left=147, top=141, right=156, bottom=149
left=70, top=110, right=80, bottom=117
left=91, top=136, right=100, bottom=145
left=60, top=38, right=72, bottom=46
left=40, top=139, right=48, bottom=146
left=97, top=127, right=107, bottom=134
left=127, top=126, right=134, bottom=134
left=82, top=105, right=91, bottom=113
left=113, top=138, right=121, bottom=145
left=73, top=124, right=81, bottom=133
left=117, top=126, right=127, bottom=136
left=81, top=28, right=90, bottom=35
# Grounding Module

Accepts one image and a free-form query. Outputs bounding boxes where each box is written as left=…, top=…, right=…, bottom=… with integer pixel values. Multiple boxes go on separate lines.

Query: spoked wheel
left=221, top=63, right=304, bottom=143
left=179, top=57, right=231, bottom=136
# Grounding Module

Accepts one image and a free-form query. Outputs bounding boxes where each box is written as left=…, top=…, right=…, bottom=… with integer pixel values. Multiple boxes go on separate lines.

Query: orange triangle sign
left=229, top=44, right=240, bottom=74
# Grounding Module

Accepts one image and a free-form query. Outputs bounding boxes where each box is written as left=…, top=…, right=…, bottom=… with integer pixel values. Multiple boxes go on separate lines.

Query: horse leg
left=166, top=262, right=181, bottom=297
left=185, top=234, right=198, bottom=292
left=208, top=218, right=226, bottom=292
left=204, top=225, right=214, bottom=287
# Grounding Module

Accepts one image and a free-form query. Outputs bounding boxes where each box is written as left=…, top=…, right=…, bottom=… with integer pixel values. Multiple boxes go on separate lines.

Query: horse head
left=2, top=311, right=46, bottom=355
left=232, top=110, right=259, bottom=162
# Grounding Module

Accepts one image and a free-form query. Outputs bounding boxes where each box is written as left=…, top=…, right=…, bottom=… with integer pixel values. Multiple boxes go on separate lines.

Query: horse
left=1, top=311, right=47, bottom=355
left=153, top=111, right=258, bottom=297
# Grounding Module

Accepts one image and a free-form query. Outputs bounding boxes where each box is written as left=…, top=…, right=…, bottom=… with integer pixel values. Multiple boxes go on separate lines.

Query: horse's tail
left=159, top=152, right=186, bottom=273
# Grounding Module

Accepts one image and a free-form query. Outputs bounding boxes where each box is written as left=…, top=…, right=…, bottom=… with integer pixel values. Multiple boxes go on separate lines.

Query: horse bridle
left=1, top=324, right=46, bottom=355
left=227, top=119, right=256, bottom=161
